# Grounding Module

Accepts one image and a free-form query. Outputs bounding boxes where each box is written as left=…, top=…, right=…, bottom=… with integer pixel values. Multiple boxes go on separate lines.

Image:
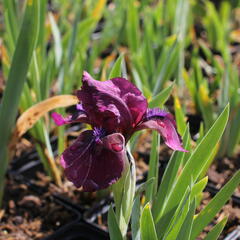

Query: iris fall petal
left=137, top=108, right=187, bottom=152
left=51, top=107, right=88, bottom=126
left=60, top=130, right=126, bottom=192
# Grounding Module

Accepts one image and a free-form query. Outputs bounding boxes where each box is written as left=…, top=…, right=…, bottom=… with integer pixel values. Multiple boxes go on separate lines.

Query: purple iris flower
left=52, top=71, right=187, bottom=192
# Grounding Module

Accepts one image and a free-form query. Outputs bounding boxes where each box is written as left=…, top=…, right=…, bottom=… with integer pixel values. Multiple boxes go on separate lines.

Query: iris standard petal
left=60, top=130, right=126, bottom=191
left=110, top=78, right=148, bottom=126
left=136, top=108, right=187, bottom=152
left=77, top=71, right=147, bottom=134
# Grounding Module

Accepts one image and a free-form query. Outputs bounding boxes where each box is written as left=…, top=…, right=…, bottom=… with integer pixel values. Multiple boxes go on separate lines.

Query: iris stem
left=111, top=148, right=136, bottom=239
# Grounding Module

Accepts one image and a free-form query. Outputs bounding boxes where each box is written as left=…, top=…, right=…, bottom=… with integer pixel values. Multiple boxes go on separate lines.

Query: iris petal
left=136, top=108, right=187, bottom=152
left=110, top=78, right=148, bottom=126
left=77, top=71, right=147, bottom=134
left=60, top=130, right=126, bottom=191
left=51, top=105, right=88, bottom=126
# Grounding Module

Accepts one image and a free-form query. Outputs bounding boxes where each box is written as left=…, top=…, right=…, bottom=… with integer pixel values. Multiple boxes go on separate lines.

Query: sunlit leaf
left=140, top=203, right=158, bottom=240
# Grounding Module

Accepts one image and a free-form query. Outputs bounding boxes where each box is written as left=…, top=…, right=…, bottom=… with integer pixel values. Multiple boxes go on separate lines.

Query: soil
left=0, top=175, right=78, bottom=240
left=196, top=190, right=240, bottom=240
left=208, top=156, right=240, bottom=197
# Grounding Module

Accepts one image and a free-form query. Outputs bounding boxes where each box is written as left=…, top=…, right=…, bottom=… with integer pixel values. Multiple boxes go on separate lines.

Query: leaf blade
left=140, top=203, right=158, bottom=240
left=191, top=170, right=240, bottom=239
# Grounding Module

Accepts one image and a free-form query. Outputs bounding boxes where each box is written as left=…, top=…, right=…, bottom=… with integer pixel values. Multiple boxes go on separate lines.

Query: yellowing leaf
left=174, top=96, right=181, bottom=110
left=92, top=0, right=106, bottom=20
left=12, top=95, right=78, bottom=139
left=199, top=84, right=211, bottom=105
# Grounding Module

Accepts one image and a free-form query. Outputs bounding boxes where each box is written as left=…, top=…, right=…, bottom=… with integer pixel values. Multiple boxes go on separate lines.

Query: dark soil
left=208, top=155, right=240, bottom=197
left=0, top=175, right=78, bottom=240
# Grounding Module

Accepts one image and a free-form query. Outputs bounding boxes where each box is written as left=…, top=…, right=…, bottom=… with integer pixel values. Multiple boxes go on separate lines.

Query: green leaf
left=152, top=126, right=190, bottom=220
left=66, top=5, right=82, bottom=64
left=132, top=56, right=150, bottom=90
left=163, top=187, right=191, bottom=240
left=174, top=96, right=187, bottom=136
left=154, top=104, right=229, bottom=231
left=143, top=21, right=155, bottom=79
left=182, top=125, right=192, bottom=165
left=3, top=0, right=18, bottom=48
left=176, top=199, right=196, bottom=240
left=145, top=131, right=160, bottom=203
left=108, top=55, right=124, bottom=79
left=108, top=205, right=124, bottom=240
left=197, top=82, right=214, bottom=131
left=132, top=67, right=144, bottom=92
left=135, top=178, right=155, bottom=197
left=173, top=0, right=189, bottom=87
left=148, top=82, right=174, bottom=108
left=131, top=196, right=141, bottom=240
left=37, top=0, right=47, bottom=49
left=121, top=154, right=136, bottom=234
left=153, top=40, right=179, bottom=94
left=199, top=145, right=218, bottom=179
left=190, top=177, right=208, bottom=202
left=173, top=0, right=189, bottom=41
left=77, top=17, right=96, bottom=39
left=49, top=12, right=62, bottom=68
left=140, top=203, right=158, bottom=240
left=112, top=152, right=136, bottom=238
left=204, top=216, right=228, bottom=240
left=191, top=170, right=240, bottom=239
left=127, top=0, right=140, bottom=53
left=0, top=0, right=40, bottom=205
left=227, top=108, right=240, bottom=156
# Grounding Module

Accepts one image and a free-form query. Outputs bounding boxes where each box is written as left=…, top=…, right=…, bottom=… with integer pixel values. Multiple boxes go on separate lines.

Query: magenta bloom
left=52, top=71, right=187, bottom=192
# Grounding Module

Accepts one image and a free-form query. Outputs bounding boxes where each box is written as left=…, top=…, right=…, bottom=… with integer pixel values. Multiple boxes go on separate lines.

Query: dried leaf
left=15, top=95, right=78, bottom=138
left=9, top=95, right=78, bottom=155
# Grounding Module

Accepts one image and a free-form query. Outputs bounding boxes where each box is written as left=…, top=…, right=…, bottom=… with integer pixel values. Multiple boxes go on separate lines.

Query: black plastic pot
left=10, top=170, right=111, bottom=240
left=43, top=221, right=109, bottom=240
left=82, top=198, right=111, bottom=237
left=10, top=149, right=43, bottom=179
left=10, top=153, right=87, bottom=214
